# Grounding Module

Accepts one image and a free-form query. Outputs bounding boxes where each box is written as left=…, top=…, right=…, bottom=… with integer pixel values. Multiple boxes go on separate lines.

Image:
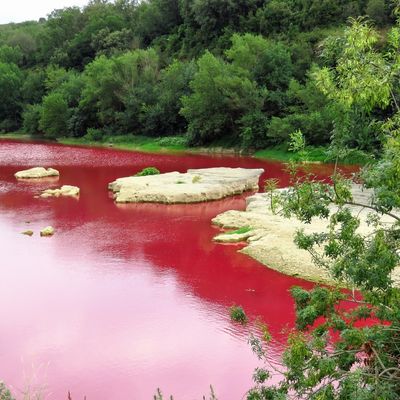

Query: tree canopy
left=0, top=0, right=395, bottom=153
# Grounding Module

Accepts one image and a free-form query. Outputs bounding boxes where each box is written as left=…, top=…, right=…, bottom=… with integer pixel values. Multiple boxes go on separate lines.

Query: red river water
left=0, top=140, right=348, bottom=400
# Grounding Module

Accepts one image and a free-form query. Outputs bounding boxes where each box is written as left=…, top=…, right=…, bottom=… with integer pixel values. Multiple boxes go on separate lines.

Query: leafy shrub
left=22, top=104, right=43, bottom=135
left=0, top=118, right=20, bottom=133
left=84, top=128, right=103, bottom=141
left=230, top=305, right=247, bottom=324
left=239, top=111, right=269, bottom=149
left=0, top=382, right=15, bottom=400
left=266, top=116, right=294, bottom=144
left=135, top=167, right=160, bottom=176
left=181, top=51, right=264, bottom=145
left=39, top=92, right=69, bottom=138
left=155, top=136, right=187, bottom=147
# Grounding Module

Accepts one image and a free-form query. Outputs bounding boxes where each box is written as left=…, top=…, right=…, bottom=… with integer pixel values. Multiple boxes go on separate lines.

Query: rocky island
left=108, top=167, right=264, bottom=204
left=14, top=167, right=60, bottom=179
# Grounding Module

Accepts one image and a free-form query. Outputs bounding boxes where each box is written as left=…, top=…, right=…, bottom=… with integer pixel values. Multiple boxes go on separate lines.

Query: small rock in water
left=40, top=226, right=55, bottom=237
left=40, top=185, right=80, bottom=198
left=21, top=230, right=34, bottom=236
left=14, top=167, right=59, bottom=179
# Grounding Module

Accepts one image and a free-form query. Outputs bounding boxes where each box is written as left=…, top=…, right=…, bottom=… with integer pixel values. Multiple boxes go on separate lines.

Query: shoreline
left=212, top=187, right=400, bottom=287
left=0, top=133, right=330, bottom=163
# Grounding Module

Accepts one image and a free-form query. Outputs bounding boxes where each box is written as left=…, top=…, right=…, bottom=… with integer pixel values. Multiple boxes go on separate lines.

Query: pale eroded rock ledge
left=40, top=185, right=80, bottom=198
left=212, top=185, right=400, bottom=286
left=15, top=167, right=59, bottom=179
left=108, top=167, right=264, bottom=204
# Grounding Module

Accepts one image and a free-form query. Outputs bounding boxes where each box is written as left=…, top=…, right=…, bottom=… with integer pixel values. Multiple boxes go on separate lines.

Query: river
left=0, top=140, right=341, bottom=399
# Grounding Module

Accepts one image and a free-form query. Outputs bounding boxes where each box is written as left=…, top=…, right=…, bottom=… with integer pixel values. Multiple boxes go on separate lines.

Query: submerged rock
left=108, top=167, right=264, bottom=204
left=40, top=226, right=55, bottom=237
left=40, top=185, right=80, bottom=198
left=15, top=167, right=59, bottom=179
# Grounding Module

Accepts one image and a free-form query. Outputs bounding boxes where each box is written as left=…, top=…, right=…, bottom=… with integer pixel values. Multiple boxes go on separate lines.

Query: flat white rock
left=15, top=167, right=59, bottom=179
left=40, top=185, right=80, bottom=197
left=109, top=167, right=264, bottom=204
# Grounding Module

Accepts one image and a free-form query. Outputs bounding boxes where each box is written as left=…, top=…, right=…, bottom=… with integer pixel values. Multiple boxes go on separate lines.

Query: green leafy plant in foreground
left=154, top=386, right=217, bottom=400
left=230, top=305, right=248, bottom=324
left=0, top=383, right=14, bottom=400
left=135, top=167, right=160, bottom=176
left=246, top=17, right=400, bottom=399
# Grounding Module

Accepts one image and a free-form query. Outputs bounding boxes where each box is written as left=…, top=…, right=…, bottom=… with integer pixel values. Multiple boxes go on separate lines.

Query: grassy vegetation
left=254, top=145, right=373, bottom=165
left=135, top=167, right=160, bottom=176
left=58, top=135, right=188, bottom=153
left=0, top=131, right=32, bottom=140
left=0, top=132, right=372, bottom=166
left=254, top=145, right=327, bottom=163
left=229, top=305, right=247, bottom=324
left=226, top=226, right=253, bottom=235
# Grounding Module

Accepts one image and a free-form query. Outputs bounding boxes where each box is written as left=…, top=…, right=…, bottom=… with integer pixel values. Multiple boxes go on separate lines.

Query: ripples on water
left=0, top=140, right=348, bottom=399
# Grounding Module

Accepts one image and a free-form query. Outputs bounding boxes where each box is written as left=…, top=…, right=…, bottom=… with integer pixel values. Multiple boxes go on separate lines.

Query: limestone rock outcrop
left=108, top=167, right=264, bottom=204
left=212, top=185, right=400, bottom=286
left=15, top=167, right=59, bottom=179
left=40, top=185, right=80, bottom=198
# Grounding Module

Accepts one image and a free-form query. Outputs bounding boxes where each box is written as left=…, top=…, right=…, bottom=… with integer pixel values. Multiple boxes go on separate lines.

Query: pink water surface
left=0, top=140, right=343, bottom=400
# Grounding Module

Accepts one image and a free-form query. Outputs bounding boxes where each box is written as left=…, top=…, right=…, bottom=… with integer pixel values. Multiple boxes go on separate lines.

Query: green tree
left=21, top=68, right=47, bottom=104
left=143, top=59, right=196, bottom=136
left=22, top=104, right=43, bottom=135
left=38, top=7, right=85, bottom=65
left=366, top=0, right=388, bottom=26
left=0, top=61, right=23, bottom=131
left=181, top=51, right=265, bottom=145
left=134, top=0, right=181, bottom=46
left=247, top=18, right=400, bottom=399
left=0, top=45, right=22, bottom=64
left=253, top=0, right=295, bottom=34
left=80, top=48, right=159, bottom=134
left=179, top=0, right=262, bottom=55
left=265, top=74, right=335, bottom=146
left=39, top=92, right=69, bottom=138
left=315, top=18, right=394, bottom=153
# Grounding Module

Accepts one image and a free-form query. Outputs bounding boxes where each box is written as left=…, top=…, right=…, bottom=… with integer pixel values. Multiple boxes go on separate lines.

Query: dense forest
left=0, top=0, right=396, bottom=154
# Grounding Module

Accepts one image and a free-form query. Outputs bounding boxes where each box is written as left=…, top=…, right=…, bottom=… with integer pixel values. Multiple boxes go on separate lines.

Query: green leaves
left=315, top=19, right=392, bottom=114
left=0, top=61, right=23, bottom=128
left=181, top=51, right=264, bottom=145
left=291, top=286, right=345, bottom=330
left=249, top=19, right=400, bottom=399
left=281, top=181, right=333, bottom=223
left=0, top=382, right=15, bottom=400
left=39, top=92, right=69, bottom=138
